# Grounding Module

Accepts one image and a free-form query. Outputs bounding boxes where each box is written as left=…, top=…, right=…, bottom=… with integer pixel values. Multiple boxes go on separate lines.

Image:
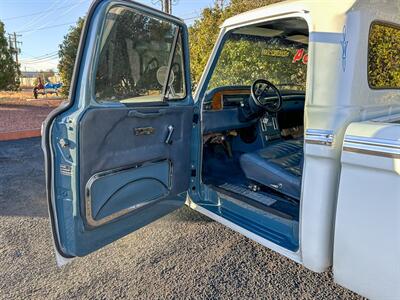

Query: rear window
left=368, top=22, right=400, bottom=89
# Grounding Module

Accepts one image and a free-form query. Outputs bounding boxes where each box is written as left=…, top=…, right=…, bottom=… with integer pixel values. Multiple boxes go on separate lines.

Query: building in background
left=20, top=71, right=61, bottom=88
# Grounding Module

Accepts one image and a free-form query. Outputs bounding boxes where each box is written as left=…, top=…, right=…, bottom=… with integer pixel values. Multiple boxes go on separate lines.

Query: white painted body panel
left=335, top=120, right=400, bottom=299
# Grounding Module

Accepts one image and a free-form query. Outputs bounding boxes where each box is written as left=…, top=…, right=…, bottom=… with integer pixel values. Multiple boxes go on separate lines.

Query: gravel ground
left=0, top=138, right=363, bottom=299
left=0, top=91, right=63, bottom=132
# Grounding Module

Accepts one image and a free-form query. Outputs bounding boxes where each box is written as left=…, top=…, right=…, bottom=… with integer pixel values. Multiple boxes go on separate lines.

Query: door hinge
left=60, top=164, right=72, bottom=176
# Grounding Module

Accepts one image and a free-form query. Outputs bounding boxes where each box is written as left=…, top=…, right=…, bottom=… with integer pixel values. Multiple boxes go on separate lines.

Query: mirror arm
left=161, top=26, right=180, bottom=101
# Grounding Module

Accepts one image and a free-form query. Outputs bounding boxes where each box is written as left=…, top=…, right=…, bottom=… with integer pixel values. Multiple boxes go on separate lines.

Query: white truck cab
left=42, top=1, right=400, bottom=298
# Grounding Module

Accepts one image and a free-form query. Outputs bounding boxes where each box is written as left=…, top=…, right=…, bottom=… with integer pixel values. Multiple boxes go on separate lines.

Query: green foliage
left=189, top=0, right=283, bottom=85
left=208, top=36, right=307, bottom=90
left=0, top=20, right=20, bottom=91
left=368, top=23, right=400, bottom=88
left=58, top=18, right=84, bottom=96
left=59, top=1, right=288, bottom=94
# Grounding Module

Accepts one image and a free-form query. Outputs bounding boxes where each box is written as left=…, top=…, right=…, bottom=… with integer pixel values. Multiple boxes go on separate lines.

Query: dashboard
left=204, top=87, right=250, bottom=110
left=203, top=86, right=305, bottom=134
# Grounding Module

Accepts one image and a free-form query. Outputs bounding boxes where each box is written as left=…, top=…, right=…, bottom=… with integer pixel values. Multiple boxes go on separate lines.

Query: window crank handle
left=165, top=125, right=174, bottom=144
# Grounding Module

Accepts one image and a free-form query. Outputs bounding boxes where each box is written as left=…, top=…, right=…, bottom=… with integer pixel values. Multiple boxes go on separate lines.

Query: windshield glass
left=207, top=19, right=308, bottom=91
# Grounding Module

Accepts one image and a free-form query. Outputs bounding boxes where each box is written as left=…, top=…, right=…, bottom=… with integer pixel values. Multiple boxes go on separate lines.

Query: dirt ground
left=0, top=90, right=64, bottom=133
left=0, top=137, right=364, bottom=300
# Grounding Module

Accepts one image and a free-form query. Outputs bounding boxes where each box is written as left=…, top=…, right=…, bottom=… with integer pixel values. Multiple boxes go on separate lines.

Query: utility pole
left=152, top=0, right=174, bottom=14
left=160, top=0, right=172, bottom=14
left=8, top=32, right=22, bottom=65
left=8, top=34, right=13, bottom=52
left=14, top=32, right=22, bottom=66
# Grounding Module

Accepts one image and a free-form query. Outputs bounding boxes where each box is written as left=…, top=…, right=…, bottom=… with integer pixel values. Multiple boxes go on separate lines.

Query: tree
left=189, top=0, right=283, bottom=85
left=58, top=1, right=285, bottom=94
left=58, top=18, right=84, bottom=96
left=368, top=23, right=400, bottom=88
left=0, top=20, right=20, bottom=90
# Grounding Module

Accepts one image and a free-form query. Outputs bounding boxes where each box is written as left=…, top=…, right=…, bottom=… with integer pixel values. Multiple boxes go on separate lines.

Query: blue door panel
left=51, top=105, right=193, bottom=257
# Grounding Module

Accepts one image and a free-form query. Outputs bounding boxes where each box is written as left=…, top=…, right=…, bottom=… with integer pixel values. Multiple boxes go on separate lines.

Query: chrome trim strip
left=343, top=135, right=400, bottom=159
left=305, top=129, right=335, bottom=146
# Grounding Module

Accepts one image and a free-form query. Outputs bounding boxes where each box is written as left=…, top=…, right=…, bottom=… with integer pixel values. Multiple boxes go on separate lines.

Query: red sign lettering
left=292, top=49, right=304, bottom=63
left=302, top=53, right=308, bottom=64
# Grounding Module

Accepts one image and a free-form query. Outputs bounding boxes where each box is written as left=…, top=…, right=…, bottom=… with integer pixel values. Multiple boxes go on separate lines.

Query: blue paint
left=89, top=161, right=170, bottom=220
left=309, top=32, right=343, bottom=44
left=341, top=26, right=349, bottom=72
left=48, top=0, right=194, bottom=257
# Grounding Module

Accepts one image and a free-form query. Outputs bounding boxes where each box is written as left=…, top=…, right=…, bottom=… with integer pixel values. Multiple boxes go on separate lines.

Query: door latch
left=59, top=138, right=69, bottom=148
left=165, top=125, right=174, bottom=144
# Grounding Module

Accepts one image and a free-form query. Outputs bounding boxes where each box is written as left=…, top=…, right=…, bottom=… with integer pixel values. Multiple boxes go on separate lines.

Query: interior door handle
left=165, top=125, right=174, bottom=144
left=128, top=110, right=166, bottom=118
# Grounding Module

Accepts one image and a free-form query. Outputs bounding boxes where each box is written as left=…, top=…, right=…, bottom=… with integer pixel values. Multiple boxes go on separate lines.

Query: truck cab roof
left=221, top=0, right=400, bottom=33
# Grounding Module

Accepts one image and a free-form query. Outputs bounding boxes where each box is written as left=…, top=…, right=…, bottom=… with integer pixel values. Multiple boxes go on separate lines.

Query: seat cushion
left=239, top=139, right=304, bottom=199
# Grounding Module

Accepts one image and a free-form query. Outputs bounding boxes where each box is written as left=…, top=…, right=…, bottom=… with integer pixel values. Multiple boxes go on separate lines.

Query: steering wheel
left=250, top=79, right=283, bottom=113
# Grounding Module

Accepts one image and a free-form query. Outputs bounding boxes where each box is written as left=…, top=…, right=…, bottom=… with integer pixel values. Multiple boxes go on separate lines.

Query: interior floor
left=202, top=140, right=300, bottom=221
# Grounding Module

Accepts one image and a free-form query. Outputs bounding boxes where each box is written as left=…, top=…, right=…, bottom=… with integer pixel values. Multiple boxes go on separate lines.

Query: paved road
left=0, top=138, right=362, bottom=299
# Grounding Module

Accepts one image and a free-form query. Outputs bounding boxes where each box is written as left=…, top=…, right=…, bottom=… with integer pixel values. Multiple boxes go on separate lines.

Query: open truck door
left=42, top=0, right=193, bottom=264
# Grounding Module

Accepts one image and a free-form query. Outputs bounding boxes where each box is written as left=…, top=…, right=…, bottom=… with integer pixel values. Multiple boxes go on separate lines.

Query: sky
left=0, top=0, right=216, bottom=72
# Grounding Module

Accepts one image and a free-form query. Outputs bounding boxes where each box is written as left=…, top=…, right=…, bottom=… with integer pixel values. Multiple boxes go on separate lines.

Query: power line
left=22, top=53, right=59, bottom=60
left=21, top=50, right=59, bottom=60
left=22, top=59, right=59, bottom=65
left=15, top=0, right=65, bottom=33
left=16, top=21, right=76, bottom=34
left=21, top=0, right=87, bottom=37
left=184, top=15, right=201, bottom=21
left=1, top=1, right=88, bottom=21
left=21, top=55, right=59, bottom=63
left=12, top=4, right=199, bottom=36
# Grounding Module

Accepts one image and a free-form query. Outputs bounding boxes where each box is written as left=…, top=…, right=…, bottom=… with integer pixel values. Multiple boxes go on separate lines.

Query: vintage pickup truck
left=42, top=0, right=400, bottom=298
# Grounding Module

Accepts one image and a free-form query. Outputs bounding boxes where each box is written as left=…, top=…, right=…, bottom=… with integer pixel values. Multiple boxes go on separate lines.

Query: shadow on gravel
left=0, top=137, right=48, bottom=218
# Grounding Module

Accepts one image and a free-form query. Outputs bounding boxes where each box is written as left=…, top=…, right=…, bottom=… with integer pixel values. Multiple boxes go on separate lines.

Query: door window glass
left=95, top=6, right=186, bottom=103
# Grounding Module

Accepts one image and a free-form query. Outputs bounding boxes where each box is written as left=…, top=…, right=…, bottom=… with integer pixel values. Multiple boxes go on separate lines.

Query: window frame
left=367, top=20, right=400, bottom=90
left=92, top=4, right=188, bottom=105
